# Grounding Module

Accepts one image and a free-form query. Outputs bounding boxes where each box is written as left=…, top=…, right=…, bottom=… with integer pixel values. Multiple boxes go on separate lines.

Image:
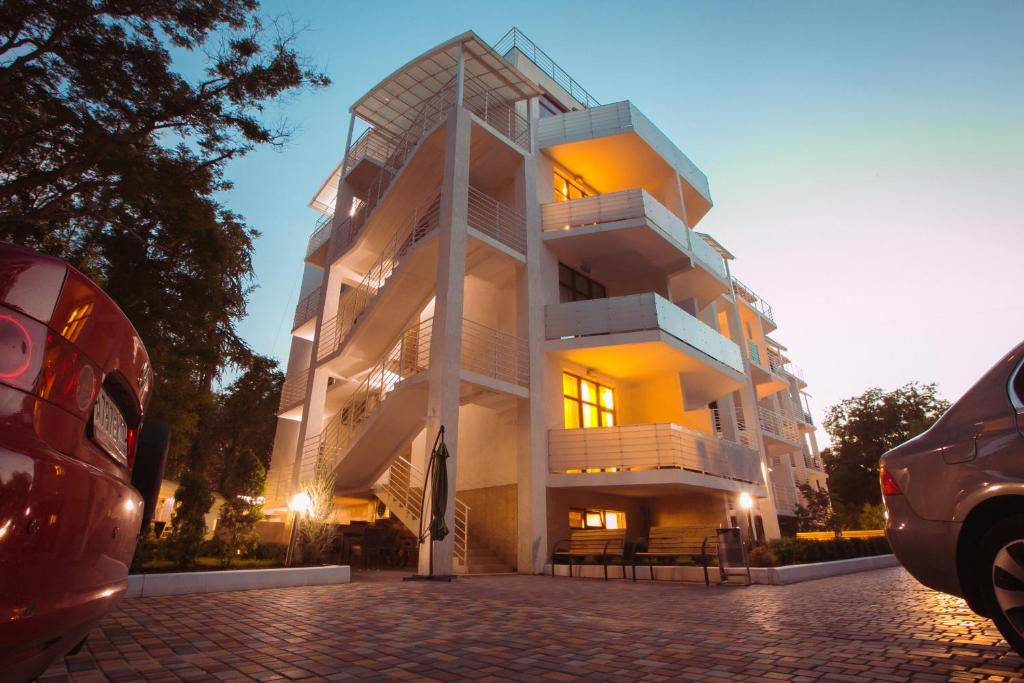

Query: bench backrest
left=568, top=529, right=626, bottom=555
left=646, top=526, right=720, bottom=554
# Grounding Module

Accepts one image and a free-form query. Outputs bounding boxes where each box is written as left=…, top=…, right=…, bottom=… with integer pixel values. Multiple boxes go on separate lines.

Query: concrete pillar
left=516, top=96, right=548, bottom=573
left=418, top=105, right=471, bottom=576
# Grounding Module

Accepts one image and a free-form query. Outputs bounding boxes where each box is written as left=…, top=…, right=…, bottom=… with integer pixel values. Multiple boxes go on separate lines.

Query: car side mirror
left=131, top=420, right=169, bottom=531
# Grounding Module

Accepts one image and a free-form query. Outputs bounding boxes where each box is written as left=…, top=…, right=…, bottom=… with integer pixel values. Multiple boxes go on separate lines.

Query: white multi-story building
left=265, top=28, right=827, bottom=575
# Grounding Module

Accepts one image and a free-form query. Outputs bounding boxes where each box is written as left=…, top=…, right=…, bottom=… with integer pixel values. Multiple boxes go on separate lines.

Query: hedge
left=748, top=536, right=891, bottom=567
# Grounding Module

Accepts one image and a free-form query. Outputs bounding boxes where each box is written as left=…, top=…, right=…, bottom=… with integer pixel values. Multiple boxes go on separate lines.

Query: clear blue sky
left=221, top=1, right=1023, bottom=443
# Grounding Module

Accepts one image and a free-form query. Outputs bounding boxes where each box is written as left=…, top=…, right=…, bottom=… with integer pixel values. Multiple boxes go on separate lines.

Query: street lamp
left=739, top=492, right=756, bottom=545
left=285, top=492, right=311, bottom=566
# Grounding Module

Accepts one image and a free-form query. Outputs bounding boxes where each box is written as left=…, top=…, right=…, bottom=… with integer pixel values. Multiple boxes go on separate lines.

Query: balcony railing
left=545, top=293, right=743, bottom=373
left=467, top=186, right=526, bottom=255
left=304, top=316, right=529, bottom=479
left=540, top=189, right=729, bottom=281
left=341, top=128, right=391, bottom=179
left=306, top=212, right=333, bottom=259
left=732, top=277, right=775, bottom=324
left=293, top=286, right=321, bottom=331
left=277, top=371, right=308, bottom=414
left=463, top=76, right=530, bottom=150
left=375, top=454, right=470, bottom=565
left=769, top=454, right=799, bottom=514
left=712, top=406, right=758, bottom=451
left=548, top=423, right=762, bottom=484
left=493, top=27, right=600, bottom=108
left=319, top=192, right=441, bottom=360
left=758, top=406, right=802, bottom=443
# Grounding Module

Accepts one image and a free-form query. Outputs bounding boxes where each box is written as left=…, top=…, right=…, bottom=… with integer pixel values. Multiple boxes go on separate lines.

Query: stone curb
left=126, top=565, right=350, bottom=597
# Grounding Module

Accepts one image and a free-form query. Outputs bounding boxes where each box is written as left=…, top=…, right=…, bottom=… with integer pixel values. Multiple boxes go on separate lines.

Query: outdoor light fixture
left=288, top=491, right=311, bottom=516
left=739, top=492, right=753, bottom=510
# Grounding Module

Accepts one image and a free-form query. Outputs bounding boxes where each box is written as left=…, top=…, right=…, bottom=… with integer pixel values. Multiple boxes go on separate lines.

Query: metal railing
left=304, top=316, right=529, bottom=479
left=731, top=277, right=775, bottom=324
left=460, top=318, right=529, bottom=387
left=375, top=454, right=470, bottom=564
left=758, top=406, right=802, bottom=443
left=493, top=27, right=600, bottom=108
left=342, top=128, right=391, bottom=179
left=769, top=454, right=799, bottom=514
left=467, top=186, right=526, bottom=255
left=292, top=286, right=321, bottom=331
left=319, top=192, right=442, bottom=360
left=548, top=423, right=762, bottom=484
left=306, top=212, right=333, bottom=259
left=712, top=406, right=758, bottom=451
left=277, top=371, right=308, bottom=414
left=463, top=75, right=530, bottom=150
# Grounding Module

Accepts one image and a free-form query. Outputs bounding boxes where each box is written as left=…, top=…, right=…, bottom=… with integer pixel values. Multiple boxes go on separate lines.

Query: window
left=558, top=263, right=606, bottom=303
left=569, top=507, right=625, bottom=530
left=563, top=372, right=615, bottom=429
left=553, top=170, right=588, bottom=203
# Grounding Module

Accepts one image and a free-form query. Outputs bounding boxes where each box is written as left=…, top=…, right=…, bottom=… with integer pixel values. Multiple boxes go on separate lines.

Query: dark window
left=559, top=263, right=606, bottom=303
left=539, top=95, right=564, bottom=118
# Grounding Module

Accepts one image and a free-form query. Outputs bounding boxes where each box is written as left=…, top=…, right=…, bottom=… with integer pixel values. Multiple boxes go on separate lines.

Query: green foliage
left=297, top=455, right=336, bottom=565
left=749, top=536, right=892, bottom=567
left=0, top=1, right=326, bottom=478
left=254, top=542, right=288, bottom=563
left=168, top=471, right=214, bottom=569
left=858, top=503, right=886, bottom=531
left=822, top=383, right=949, bottom=508
left=792, top=482, right=840, bottom=533
left=213, top=449, right=266, bottom=567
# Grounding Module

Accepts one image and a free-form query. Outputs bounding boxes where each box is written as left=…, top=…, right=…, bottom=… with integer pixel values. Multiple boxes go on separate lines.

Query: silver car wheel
left=993, top=540, right=1024, bottom=637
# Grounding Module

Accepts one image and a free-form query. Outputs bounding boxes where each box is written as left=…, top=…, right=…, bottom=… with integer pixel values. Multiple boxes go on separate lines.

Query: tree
left=212, top=355, right=284, bottom=474
left=0, top=1, right=328, bottom=477
left=822, top=383, right=949, bottom=509
left=297, top=455, right=335, bottom=565
left=214, top=448, right=266, bottom=567
left=168, top=470, right=214, bottom=569
left=792, top=482, right=839, bottom=533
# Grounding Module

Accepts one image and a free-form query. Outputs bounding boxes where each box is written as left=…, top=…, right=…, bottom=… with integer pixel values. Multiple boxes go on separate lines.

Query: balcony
left=545, top=293, right=744, bottom=408
left=292, top=286, right=321, bottom=340
left=732, top=277, right=776, bottom=332
left=537, top=101, right=712, bottom=225
left=548, top=423, right=764, bottom=495
left=277, top=371, right=308, bottom=420
left=467, top=185, right=526, bottom=256
left=541, top=190, right=727, bottom=306
left=305, top=212, right=333, bottom=267
left=758, top=406, right=803, bottom=452
left=746, top=340, right=788, bottom=399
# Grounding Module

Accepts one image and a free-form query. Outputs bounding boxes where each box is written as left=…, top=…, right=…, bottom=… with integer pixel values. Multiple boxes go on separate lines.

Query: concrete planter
left=126, top=565, right=350, bottom=597
left=543, top=554, right=899, bottom=585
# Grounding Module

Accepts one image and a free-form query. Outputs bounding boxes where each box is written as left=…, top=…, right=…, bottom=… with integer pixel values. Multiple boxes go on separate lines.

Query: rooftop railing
left=493, top=27, right=600, bottom=108
left=463, top=75, right=530, bottom=150
left=731, top=277, right=775, bottom=324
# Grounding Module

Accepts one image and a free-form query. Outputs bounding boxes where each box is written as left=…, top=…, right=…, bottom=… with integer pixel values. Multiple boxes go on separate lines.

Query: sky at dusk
left=218, top=1, right=1023, bottom=445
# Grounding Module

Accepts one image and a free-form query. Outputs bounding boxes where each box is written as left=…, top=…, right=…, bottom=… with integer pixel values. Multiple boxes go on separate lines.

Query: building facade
left=264, top=29, right=827, bottom=575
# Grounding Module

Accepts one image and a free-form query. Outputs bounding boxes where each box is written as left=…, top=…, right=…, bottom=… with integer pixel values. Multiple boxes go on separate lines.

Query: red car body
left=0, top=242, right=153, bottom=681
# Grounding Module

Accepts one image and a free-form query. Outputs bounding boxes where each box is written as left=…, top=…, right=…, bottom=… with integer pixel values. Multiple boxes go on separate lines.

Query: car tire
left=977, top=514, right=1024, bottom=656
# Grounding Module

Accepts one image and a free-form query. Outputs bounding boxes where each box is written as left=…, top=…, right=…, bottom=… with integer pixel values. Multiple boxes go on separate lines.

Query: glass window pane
left=580, top=380, right=596, bottom=404
left=574, top=273, right=590, bottom=295
left=601, top=410, right=615, bottom=427
left=558, top=263, right=573, bottom=286
left=585, top=511, right=604, bottom=528
left=562, top=373, right=578, bottom=398
left=582, top=403, right=599, bottom=428
left=559, top=285, right=574, bottom=303
left=592, top=283, right=606, bottom=299
left=563, top=398, right=580, bottom=429
left=568, top=509, right=584, bottom=528
left=599, top=386, right=614, bottom=410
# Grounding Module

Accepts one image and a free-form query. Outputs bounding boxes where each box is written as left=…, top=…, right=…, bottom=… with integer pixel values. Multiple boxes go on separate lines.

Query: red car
left=0, top=242, right=159, bottom=680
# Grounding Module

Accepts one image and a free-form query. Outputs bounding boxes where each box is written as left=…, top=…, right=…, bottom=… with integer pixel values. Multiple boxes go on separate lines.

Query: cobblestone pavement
left=40, top=567, right=1024, bottom=682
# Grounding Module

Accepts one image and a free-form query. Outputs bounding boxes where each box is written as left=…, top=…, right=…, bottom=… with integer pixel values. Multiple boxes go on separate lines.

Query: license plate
left=93, top=389, right=128, bottom=466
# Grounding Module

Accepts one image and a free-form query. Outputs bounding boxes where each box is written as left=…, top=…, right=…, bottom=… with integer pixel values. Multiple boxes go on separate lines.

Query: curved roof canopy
left=352, top=31, right=542, bottom=139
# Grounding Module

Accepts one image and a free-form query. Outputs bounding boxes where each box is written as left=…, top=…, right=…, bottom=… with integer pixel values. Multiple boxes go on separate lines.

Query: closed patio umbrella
left=410, top=426, right=451, bottom=580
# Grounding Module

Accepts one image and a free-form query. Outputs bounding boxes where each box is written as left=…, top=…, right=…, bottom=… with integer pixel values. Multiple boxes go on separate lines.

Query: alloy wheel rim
left=993, top=540, right=1024, bottom=637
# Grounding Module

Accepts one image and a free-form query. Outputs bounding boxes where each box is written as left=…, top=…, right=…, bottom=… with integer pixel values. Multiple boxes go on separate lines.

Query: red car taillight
left=880, top=467, right=902, bottom=496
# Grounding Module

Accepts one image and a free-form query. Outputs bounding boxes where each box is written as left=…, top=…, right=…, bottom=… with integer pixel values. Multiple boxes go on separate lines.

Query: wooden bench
left=632, top=526, right=720, bottom=586
left=550, top=529, right=627, bottom=580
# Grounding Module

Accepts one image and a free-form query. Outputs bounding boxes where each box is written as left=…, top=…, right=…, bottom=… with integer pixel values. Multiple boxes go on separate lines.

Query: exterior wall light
left=289, top=491, right=311, bottom=516
left=739, top=491, right=753, bottom=510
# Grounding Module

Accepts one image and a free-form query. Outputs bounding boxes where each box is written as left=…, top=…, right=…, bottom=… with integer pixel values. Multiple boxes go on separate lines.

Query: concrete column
left=418, top=106, right=471, bottom=576
left=515, top=96, right=548, bottom=574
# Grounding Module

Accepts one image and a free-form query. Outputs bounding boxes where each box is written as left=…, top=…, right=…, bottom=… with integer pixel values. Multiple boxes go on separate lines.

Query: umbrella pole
left=404, top=426, right=455, bottom=582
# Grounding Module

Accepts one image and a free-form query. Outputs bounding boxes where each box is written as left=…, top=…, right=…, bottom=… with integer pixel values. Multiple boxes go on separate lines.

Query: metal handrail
left=319, top=192, right=442, bottom=360
left=292, top=286, right=321, bottom=330
left=342, top=128, right=391, bottom=179
left=277, top=371, right=308, bottom=414
left=467, top=185, right=526, bottom=254
left=306, top=212, right=333, bottom=258
left=460, top=318, right=529, bottom=387
left=758, top=406, right=802, bottom=443
left=731, top=277, right=775, bottom=323
left=463, top=75, right=530, bottom=150
left=712, top=406, right=757, bottom=451
left=493, top=27, right=599, bottom=108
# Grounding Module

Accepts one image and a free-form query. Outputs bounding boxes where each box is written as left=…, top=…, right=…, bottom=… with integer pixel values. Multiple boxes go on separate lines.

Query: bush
left=167, top=471, right=214, bottom=569
left=255, top=542, right=287, bottom=563
left=747, top=545, right=779, bottom=567
left=756, top=536, right=891, bottom=566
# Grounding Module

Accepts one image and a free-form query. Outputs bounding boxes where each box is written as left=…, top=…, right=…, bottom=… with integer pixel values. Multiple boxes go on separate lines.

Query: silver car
left=881, top=341, right=1024, bottom=655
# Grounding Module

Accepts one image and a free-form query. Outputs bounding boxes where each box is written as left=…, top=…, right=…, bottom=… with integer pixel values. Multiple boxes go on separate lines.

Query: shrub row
left=748, top=536, right=891, bottom=567
left=135, top=535, right=287, bottom=570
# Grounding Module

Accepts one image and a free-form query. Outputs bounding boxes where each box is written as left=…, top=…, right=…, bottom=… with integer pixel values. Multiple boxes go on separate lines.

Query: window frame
left=558, top=263, right=607, bottom=303
left=562, top=371, right=616, bottom=429
left=553, top=169, right=589, bottom=203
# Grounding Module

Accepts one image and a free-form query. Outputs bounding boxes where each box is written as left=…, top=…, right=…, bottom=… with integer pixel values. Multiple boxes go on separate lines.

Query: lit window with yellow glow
left=569, top=507, right=626, bottom=529
left=562, top=372, right=616, bottom=429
